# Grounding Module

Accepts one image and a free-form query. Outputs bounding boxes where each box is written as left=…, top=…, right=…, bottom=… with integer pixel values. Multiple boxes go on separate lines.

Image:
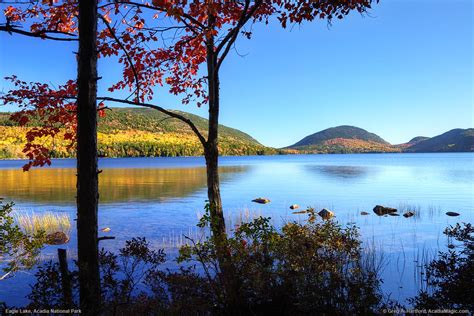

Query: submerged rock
left=360, top=211, right=369, bottom=215
left=403, top=211, right=415, bottom=218
left=252, top=198, right=270, bottom=204
left=446, top=212, right=460, bottom=217
left=373, top=205, right=398, bottom=216
left=45, top=232, right=69, bottom=245
left=292, top=210, right=307, bottom=214
left=318, top=208, right=334, bottom=220
left=289, top=204, right=299, bottom=210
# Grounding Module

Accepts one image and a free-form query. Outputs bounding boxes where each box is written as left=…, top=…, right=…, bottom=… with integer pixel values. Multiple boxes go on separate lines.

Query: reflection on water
left=0, top=153, right=472, bottom=307
left=0, top=166, right=248, bottom=204
left=305, top=165, right=371, bottom=180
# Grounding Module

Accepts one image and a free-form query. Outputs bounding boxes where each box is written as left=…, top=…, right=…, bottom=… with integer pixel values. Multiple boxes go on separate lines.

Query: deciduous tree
left=1, top=0, right=378, bottom=307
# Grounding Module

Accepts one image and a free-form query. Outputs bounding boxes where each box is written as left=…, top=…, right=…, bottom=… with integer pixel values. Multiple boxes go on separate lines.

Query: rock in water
left=292, top=210, right=307, bottom=214
left=403, top=211, right=415, bottom=218
left=289, top=204, right=299, bottom=210
left=252, top=198, right=270, bottom=204
left=45, top=232, right=69, bottom=245
left=101, top=227, right=111, bottom=232
left=373, top=205, right=398, bottom=216
left=318, top=208, right=334, bottom=220
left=446, top=212, right=460, bottom=217
left=388, top=213, right=400, bottom=216
left=361, top=211, right=369, bottom=215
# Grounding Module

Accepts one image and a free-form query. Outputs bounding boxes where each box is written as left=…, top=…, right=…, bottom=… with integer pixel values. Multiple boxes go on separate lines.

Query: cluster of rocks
left=252, top=199, right=461, bottom=220
left=368, top=205, right=461, bottom=218
left=371, top=205, right=414, bottom=218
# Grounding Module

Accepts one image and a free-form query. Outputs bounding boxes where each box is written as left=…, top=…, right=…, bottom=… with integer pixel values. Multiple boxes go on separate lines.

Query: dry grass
left=15, top=212, right=71, bottom=236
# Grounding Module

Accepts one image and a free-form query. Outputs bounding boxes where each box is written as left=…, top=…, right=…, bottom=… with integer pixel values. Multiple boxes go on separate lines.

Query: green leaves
left=0, top=200, right=46, bottom=280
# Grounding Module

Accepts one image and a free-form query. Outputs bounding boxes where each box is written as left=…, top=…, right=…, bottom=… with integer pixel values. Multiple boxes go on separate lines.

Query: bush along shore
left=1, top=200, right=472, bottom=315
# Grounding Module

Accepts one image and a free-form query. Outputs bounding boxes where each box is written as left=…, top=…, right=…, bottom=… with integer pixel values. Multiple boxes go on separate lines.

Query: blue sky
left=0, top=0, right=472, bottom=147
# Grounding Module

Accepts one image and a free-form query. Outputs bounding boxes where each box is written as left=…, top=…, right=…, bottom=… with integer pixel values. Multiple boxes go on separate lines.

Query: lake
left=1, top=153, right=473, bottom=306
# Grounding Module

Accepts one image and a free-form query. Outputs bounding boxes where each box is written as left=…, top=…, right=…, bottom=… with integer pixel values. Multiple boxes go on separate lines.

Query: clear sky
left=0, top=0, right=472, bottom=148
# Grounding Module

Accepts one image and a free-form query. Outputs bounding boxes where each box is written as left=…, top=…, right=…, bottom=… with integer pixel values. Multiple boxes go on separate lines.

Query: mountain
left=1, top=110, right=472, bottom=157
left=97, top=107, right=261, bottom=143
left=0, top=108, right=278, bottom=159
left=405, top=129, right=474, bottom=152
left=287, top=126, right=473, bottom=153
left=286, top=126, right=397, bottom=153
left=395, top=136, right=430, bottom=150
left=407, top=136, right=430, bottom=145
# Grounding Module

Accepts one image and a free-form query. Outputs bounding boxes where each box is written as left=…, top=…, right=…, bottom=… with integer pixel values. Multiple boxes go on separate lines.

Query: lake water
left=1, top=153, right=473, bottom=306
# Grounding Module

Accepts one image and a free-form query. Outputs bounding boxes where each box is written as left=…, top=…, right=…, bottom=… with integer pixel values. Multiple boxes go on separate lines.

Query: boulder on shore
left=318, top=208, right=334, bottom=220
left=252, top=198, right=270, bottom=204
left=403, top=211, right=415, bottom=218
left=45, top=231, right=69, bottom=245
left=373, top=205, right=398, bottom=216
left=446, top=212, right=460, bottom=217
left=289, top=204, right=299, bottom=210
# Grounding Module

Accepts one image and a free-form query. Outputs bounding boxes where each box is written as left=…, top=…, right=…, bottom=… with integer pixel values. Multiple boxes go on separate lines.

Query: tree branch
left=101, top=1, right=205, bottom=31
left=0, top=25, right=78, bottom=41
left=99, top=14, right=140, bottom=101
left=215, top=0, right=251, bottom=54
left=216, top=0, right=263, bottom=70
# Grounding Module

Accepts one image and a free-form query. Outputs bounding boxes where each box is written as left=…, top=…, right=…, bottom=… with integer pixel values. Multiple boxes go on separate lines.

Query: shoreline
left=1, top=151, right=473, bottom=162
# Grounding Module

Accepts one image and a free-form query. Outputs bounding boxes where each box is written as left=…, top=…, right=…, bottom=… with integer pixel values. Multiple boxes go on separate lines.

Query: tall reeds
left=15, top=212, right=71, bottom=236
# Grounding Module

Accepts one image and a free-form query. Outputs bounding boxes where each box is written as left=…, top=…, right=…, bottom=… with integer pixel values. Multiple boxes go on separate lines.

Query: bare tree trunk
left=205, top=49, right=227, bottom=244
left=205, top=32, right=243, bottom=312
left=76, top=0, right=100, bottom=314
left=58, top=248, right=73, bottom=308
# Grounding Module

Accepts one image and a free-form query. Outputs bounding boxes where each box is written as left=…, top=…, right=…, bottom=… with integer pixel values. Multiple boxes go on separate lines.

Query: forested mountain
left=286, top=126, right=473, bottom=153
left=286, top=126, right=397, bottom=153
left=404, top=129, right=473, bottom=152
left=0, top=108, right=278, bottom=159
left=1, top=111, right=472, bottom=158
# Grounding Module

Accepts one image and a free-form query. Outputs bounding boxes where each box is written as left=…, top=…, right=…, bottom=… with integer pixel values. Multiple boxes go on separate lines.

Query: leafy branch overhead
left=0, top=0, right=377, bottom=170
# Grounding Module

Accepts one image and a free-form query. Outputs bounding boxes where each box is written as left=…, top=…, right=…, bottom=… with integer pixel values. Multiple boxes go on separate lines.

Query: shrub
left=172, top=216, right=385, bottom=315
left=409, top=223, right=473, bottom=312
left=25, top=215, right=387, bottom=315
left=0, top=199, right=45, bottom=280
left=27, top=237, right=166, bottom=314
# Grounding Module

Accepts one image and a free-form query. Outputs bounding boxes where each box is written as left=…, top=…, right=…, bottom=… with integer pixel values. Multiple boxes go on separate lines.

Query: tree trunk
left=205, top=50, right=226, bottom=244
left=76, top=0, right=100, bottom=314
left=58, top=248, right=73, bottom=308
left=205, top=33, right=243, bottom=312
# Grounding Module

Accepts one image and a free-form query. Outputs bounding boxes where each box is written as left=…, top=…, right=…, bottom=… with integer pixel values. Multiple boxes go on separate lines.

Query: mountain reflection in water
left=305, top=165, right=371, bottom=180
left=0, top=166, right=248, bottom=204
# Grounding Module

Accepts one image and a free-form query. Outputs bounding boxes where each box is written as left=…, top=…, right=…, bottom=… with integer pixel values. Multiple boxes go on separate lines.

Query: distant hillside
left=405, top=129, right=474, bottom=152
left=395, top=136, right=430, bottom=150
left=408, top=136, right=430, bottom=144
left=286, top=125, right=473, bottom=154
left=98, top=107, right=264, bottom=143
left=0, top=108, right=279, bottom=159
left=2, top=111, right=472, bottom=157
left=287, top=126, right=398, bottom=153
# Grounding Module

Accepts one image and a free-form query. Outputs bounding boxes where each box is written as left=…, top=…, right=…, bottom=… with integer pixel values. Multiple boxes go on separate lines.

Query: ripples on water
left=0, top=153, right=472, bottom=306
